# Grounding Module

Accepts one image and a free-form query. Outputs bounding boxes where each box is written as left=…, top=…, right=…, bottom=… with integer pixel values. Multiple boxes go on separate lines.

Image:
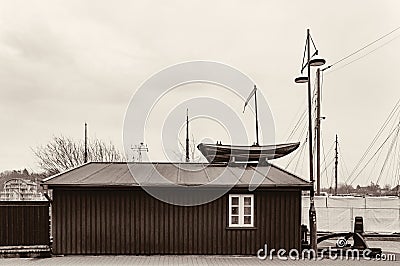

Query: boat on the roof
left=196, top=85, right=300, bottom=164
left=197, top=142, right=300, bottom=163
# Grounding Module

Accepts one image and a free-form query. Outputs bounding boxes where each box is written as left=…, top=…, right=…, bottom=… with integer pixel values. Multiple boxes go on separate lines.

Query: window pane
left=244, top=216, right=251, bottom=224
left=244, top=197, right=252, bottom=205
left=244, top=207, right=251, bottom=215
left=231, top=197, right=239, bottom=205
left=231, top=207, right=239, bottom=215
left=231, top=216, right=239, bottom=224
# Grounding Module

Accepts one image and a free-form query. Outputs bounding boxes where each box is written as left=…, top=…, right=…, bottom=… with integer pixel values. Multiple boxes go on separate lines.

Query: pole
left=334, top=134, right=338, bottom=195
left=254, top=85, right=259, bottom=146
left=186, top=108, right=190, bottom=162
left=307, top=28, right=317, bottom=253
left=316, top=68, right=321, bottom=196
left=84, top=122, right=88, bottom=163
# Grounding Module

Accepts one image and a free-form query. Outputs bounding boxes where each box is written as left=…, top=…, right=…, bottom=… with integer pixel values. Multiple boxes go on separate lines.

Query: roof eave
left=41, top=161, right=92, bottom=184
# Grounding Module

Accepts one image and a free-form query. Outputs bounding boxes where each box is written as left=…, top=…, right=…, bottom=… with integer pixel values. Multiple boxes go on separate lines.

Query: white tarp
left=302, top=196, right=400, bottom=233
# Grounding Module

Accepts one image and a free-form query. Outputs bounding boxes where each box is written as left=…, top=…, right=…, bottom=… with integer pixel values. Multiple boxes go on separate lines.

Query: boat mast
left=84, top=122, right=88, bottom=163
left=254, top=85, right=259, bottom=146
left=186, top=108, right=190, bottom=162
left=334, top=134, right=338, bottom=195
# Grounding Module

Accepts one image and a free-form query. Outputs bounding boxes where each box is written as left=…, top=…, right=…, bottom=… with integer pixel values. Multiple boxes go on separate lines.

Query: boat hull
left=197, top=142, right=300, bottom=163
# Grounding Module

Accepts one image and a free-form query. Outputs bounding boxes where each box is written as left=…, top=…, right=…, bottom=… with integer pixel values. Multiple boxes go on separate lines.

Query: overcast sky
left=1, top=1, right=399, bottom=187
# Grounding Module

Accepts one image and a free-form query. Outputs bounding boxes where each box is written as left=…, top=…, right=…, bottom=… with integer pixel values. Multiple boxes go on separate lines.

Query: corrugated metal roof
left=42, top=162, right=311, bottom=189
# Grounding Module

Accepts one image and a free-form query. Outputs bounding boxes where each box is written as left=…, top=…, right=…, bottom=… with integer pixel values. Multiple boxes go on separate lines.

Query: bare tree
left=174, top=134, right=203, bottom=162
left=33, top=135, right=124, bottom=175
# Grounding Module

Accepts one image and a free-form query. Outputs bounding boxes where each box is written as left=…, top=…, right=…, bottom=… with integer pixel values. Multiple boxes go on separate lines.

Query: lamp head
left=310, top=58, right=326, bottom=66
left=295, top=76, right=309, bottom=83
left=309, top=51, right=326, bottom=66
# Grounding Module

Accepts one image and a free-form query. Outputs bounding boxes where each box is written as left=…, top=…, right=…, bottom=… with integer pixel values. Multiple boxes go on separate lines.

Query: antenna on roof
left=186, top=108, right=190, bottom=163
left=84, top=122, right=88, bottom=163
left=131, top=142, right=148, bottom=162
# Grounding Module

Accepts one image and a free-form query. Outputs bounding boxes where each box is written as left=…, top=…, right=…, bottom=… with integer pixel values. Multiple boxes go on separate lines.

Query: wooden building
left=42, top=162, right=311, bottom=255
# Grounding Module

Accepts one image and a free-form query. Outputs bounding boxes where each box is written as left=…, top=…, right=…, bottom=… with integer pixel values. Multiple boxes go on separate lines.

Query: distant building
left=0, top=178, right=45, bottom=200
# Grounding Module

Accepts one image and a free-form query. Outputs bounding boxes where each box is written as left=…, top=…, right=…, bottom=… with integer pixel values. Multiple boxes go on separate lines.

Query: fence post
left=350, top=207, right=354, bottom=231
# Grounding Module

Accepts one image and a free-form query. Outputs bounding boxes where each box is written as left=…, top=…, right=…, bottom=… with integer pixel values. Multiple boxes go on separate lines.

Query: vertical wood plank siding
left=0, top=201, right=50, bottom=246
left=52, top=188, right=301, bottom=255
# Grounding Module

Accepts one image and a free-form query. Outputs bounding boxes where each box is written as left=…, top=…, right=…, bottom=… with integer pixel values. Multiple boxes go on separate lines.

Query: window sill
left=226, top=226, right=258, bottom=230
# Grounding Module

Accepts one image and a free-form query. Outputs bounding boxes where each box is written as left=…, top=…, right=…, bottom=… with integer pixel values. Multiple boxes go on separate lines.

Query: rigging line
left=286, top=137, right=307, bottom=168
left=392, top=136, right=400, bottom=186
left=346, top=98, right=400, bottom=183
left=294, top=137, right=308, bottom=173
left=349, top=122, right=400, bottom=185
left=286, top=116, right=309, bottom=167
left=330, top=167, right=335, bottom=190
left=351, top=107, right=400, bottom=184
left=395, top=144, right=400, bottom=188
left=309, top=35, right=318, bottom=51
left=365, top=143, right=384, bottom=184
left=300, top=37, right=308, bottom=73
left=327, top=34, right=400, bottom=74
left=299, top=139, right=308, bottom=175
left=289, top=124, right=309, bottom=169
left=383, top=138, right=397, bottom=187
left=329, top=26, right=400, bottom=67
left=321, top=133, right=329, bottom=185
left=338, top=156, right=346, bottom=186
left=298, top=119, right=309, bottom=143
left=285, top=108, right=307, bottom=142
left=321, top=158, right=335, bottom=175
left=339, top=158, right=346, bottom=185
left=284, top=97, right=307, bottom=141
left=321, top=141, right=335, bottom=165
left=337, top=143, right=350, bottom=178
left=376, top=118, right=400, bottom=185
left=286, top=119, right=309, bottom=168
left=394, top=134, right=400, bottom=188
left=286, top=86, right=314, bottom=142
left=320, top=71, right=324, bottom=102
left=395, top=144, right=400, bottom=190
left=386, top=124, right=400, bottom=187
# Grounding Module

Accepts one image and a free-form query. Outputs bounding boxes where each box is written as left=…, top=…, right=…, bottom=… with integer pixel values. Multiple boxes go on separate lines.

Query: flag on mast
left=243, top=85, right=257, bottom=113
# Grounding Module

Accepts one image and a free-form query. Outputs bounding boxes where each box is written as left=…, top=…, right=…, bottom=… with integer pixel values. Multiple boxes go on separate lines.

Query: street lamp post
left=295, top=29, right=326, bottom=253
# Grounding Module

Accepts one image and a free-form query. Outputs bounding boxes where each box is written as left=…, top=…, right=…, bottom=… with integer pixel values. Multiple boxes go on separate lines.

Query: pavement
left=0, top=241, right=398, bottom=266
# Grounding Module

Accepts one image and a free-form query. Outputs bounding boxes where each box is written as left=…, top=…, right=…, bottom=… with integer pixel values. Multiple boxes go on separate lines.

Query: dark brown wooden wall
left=0, top=201, right=50, bottom=246
left=52, top=188, right=301, bottom=255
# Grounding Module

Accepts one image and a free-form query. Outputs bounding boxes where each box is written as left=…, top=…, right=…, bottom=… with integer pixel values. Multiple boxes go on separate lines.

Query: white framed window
left=228, top=194, right=254, bottom=227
